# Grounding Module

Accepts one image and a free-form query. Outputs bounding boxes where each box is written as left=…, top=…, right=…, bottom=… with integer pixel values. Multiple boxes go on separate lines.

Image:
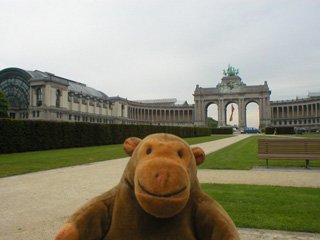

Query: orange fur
left=55, top=133, right=239, bottom=240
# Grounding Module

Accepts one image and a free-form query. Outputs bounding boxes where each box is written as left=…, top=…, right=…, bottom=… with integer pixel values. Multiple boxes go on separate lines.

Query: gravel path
left=0, top=134, right=319, bottom=240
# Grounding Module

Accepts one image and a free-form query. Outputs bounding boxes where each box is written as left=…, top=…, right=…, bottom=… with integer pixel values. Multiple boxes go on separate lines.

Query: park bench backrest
left=258, top=138, right=320, bottom=156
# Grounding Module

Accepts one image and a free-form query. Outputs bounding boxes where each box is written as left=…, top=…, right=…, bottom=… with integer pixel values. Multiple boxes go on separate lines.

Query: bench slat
left=258, top=154, right=320, bottom=160
left=257, top=138, right=320, bottom=167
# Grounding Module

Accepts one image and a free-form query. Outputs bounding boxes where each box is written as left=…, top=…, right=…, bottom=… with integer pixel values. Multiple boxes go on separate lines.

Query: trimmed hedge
left=265, top=127, right=295, bottom=135
left=0, top=119, right=211, bottom=154
left=211, top=127, right=233, bottom=134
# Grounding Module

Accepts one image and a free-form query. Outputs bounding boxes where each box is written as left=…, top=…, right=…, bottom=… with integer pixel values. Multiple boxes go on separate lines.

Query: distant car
left=241, top=127, right=260, bottom=134
left=295, top=127, right=307, bottom=134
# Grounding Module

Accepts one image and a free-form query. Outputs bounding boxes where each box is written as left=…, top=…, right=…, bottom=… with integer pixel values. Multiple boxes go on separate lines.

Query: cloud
left=1, top=0, right=319, bottom=125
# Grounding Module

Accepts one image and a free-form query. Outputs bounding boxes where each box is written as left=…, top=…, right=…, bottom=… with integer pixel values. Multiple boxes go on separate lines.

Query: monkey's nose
left=155, top=173, right=170, bottom=186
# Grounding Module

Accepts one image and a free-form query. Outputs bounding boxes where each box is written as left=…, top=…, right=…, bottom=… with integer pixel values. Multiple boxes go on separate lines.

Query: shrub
left=265, top=127, right=295, bottom=135
left=211, top=127, right=233, bottom=134
left=0, top=119, right=211, bottom=154
left=0, top=90, right=9, bottom=119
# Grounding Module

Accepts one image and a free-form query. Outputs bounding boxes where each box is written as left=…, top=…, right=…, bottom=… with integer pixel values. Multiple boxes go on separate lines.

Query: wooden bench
left=258, top=138, right=320, bottom=168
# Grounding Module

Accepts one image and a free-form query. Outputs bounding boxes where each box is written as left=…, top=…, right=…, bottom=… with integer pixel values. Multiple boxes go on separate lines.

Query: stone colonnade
left=271, top=100, right=320, bottom=127
left=128, top=106, right=193, bottom=124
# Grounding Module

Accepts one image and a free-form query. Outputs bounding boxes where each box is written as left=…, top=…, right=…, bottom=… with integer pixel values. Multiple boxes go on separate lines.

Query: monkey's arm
left=195, top=194, right=240, bottom=240
left=55, top=187, right=118, bottom=240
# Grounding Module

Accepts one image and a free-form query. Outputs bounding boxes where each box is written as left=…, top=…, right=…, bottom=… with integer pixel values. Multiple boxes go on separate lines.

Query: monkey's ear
left=191, top=147, right=205, bottom=166
left=123, top=137, right=141, bottom=156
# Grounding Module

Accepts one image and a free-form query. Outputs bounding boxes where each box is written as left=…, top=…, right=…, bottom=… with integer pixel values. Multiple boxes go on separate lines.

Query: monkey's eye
left=178, top=151, right=183, bottom=159
left=146, top=148, right=152, bottom=154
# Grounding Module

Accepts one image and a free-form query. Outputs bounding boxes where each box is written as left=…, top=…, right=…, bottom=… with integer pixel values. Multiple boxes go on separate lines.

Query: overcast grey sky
left=1, top=1, right=319, bottom=126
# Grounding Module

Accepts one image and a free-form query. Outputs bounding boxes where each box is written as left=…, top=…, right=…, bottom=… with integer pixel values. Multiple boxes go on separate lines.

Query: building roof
left=309, top=92, right=320, bottom=97
left=27, top=70, right=108, bottom=99
left=68, top=81, right=108, bottom=99
left=134, top=98, right=177, bottom=105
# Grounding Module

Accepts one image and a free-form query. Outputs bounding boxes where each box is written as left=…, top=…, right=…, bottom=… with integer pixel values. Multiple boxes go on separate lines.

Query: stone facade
left=1, top=67, right=319, bottom=130
left=0, top=68, right=194, bottom=126
left=271, top=94, right=320, bottom=130
left=194, top=76, right=271, bottom=129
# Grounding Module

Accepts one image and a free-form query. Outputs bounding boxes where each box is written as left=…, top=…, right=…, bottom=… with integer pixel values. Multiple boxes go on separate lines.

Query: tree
left=207, top=117, right=218, bottom=128
left=0, top=89, right=9, bottom=118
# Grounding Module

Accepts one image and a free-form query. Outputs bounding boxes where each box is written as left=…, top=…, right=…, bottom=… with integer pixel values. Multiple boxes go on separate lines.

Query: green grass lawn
left=199, top=135, right=320, bottom=170
left=0, top=135, right=232, bottom=178
left=201, top=183, right=320, bottom=233
left=2, top=133, right=320, bottom=233
left=294, top=134, right=320, bottom=138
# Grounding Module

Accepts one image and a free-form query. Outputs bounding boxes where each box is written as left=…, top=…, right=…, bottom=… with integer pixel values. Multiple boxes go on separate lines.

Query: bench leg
left=266, top=159, right=269, bottom=168
left=306, top=160, right=309, bottom=168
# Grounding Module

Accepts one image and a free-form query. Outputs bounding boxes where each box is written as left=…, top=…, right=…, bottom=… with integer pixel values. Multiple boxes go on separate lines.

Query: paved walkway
left=0, top=134, right=320, bottom=240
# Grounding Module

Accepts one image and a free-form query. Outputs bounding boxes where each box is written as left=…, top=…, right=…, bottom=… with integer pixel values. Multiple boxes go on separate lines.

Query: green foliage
left=0, top=135, right=229, bottom=177
left=202, top=183, right=320, bottom=233
left=0, top=89, right=9, bottom=118
left=265, top=126, right=295, bottom=134
left=207, top=117, right=218, bottom=128
left=211, top=127, right=233, bottom=134
left=0, top=119, right=211, bottom=154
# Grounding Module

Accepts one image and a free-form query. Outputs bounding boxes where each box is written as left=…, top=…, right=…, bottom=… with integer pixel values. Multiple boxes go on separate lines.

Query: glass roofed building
left=0, top=67, right=195, bottom=126
left=2, top=67, right=318, bottom=130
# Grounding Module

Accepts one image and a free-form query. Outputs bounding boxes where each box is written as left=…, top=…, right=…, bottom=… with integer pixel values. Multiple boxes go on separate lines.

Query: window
left=0, top=77, right=30, bottom=110
left=56, top=90, right=61, bottom=107
left=109, top=101, right=114, bottom=109
left=82, top=96, right=86, bottom=104
left=36, top=88, right=43, bottom=106
left=73, top=94, right=79, bottom=103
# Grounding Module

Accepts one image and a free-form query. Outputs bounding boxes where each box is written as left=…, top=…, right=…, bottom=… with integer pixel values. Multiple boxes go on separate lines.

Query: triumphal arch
left=193, top=66, right=271, bottom=129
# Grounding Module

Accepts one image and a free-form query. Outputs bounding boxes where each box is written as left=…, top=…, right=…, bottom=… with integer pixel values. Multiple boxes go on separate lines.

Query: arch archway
left=246, top=102, right=259, bottom=128
left=206, top=102, right=218, bottom=127
left=226, top=102, right=239, bottom=127
left=194, top=76, right=271, bottom=129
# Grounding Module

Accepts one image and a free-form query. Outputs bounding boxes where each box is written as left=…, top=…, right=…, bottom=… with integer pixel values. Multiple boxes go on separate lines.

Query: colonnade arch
left=194, top=76, right=271, bottom=129
left=246, top=102, right=260, bottom=128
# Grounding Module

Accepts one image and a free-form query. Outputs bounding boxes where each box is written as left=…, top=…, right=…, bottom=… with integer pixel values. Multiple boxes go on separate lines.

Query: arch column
left=239, top=98, right=246, bottom=129
left=259, top=96, right=271, bottom=128
left=217, top=100, right=224, bottom=127
left=194, top=100, right=206, bottom=126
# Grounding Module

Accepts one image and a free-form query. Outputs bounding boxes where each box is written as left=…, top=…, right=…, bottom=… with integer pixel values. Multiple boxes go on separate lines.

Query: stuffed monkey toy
left=56, top=133, right=239, bottom=240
